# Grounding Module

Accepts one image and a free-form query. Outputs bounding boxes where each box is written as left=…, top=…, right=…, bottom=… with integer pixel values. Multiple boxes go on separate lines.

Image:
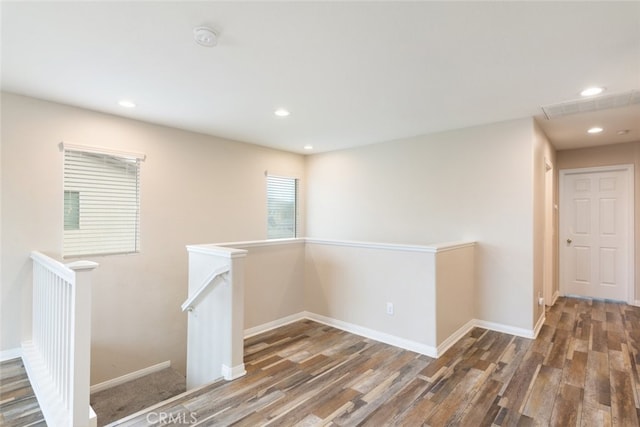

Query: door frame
left=559, top=164, right=635, bottom=304
left=543, top=158, right=555, bottom=306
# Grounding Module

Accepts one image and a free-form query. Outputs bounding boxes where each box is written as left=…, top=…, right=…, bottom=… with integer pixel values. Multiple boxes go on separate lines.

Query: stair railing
left=181, top=265, right=230, bottom=313
left=22, top=251, right=99, bottom=427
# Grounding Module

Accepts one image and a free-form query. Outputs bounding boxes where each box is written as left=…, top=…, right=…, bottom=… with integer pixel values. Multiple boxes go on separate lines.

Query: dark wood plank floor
left=0, top=358, right=45, bottom=427
left=109, top=297, right=640, bottom=426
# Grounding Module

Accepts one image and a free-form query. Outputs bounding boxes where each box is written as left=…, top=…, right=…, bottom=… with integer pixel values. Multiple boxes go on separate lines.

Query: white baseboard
left=551, top=291, right=560, bottom=306
left=244, top=312, right=307, bottom=338
left=304, top=311, right=438, bottom=358
left=532, top=313, right=545, bottom=339
left=0, top=347, right=22, bottom=362
left=437, top=318, right=540, bottom=353
left=634, top=300, right=640, bottom=307
left=221, top=364, right=246, bottom=381
left=474, top=319, right=537, bottom=339
left=245, top=312, right=540, bottom=361
left=90, top=360, right=171, bottom=394
left=436, top=320, right=476, bottom=357
left=435, top=317, right=540, bottom=355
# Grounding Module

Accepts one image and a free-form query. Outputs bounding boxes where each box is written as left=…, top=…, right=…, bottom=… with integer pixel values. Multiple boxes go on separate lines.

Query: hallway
left=108, top=297, right=640, bottom=426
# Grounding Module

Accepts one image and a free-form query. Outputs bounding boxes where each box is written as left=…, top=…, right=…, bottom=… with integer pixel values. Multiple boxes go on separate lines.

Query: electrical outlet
left=386, top=302, right=394, bottom=315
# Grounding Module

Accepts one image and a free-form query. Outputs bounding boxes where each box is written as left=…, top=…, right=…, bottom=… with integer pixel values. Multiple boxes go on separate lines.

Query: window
left=267, top=175, right=298, bottom=239
left=64, top=191, right=80, bottom=230
left=62, top=145, right=143, bottom=257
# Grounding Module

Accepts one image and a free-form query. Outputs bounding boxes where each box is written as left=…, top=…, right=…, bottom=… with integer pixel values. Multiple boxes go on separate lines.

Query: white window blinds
left=267, top=175, right=298, bottom=239
left=63, top=146, right=142, bottom=257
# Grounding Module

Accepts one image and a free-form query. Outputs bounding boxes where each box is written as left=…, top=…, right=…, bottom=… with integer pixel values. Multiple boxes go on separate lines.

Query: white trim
left=304, top=238, right=475, bottom=254
left=304, top=311, right=438, bottom=357
left=244, top=312, right=307, bottom=338
left=626, top=165, right=635, bottom=305
left=90, top=360, right=171, bottom=394
left=543, top=158, right=555, bottom=306
left=436, top=320, right=476, bottom=356
left=560, top=164, right=635, bottom=175
left=219, top=238, right=305, bottom=249
left=634, top=300, right=640, bottom=308
left=186, top=244, right=248, bottom=258
left=438, top=318, right=541, bottom=351
left=264, top=170, right=303, bottom=181
left=65, top=260, right=100, bottom=271
left=551, top=291, right=560, bottom=306
left=427, top=241, right=477, bottom=253
left=0, top=347, right=22, bottom=362
left=244, top=313, right=542, bottom=360
left=59, top=141, right=146, bottom=161
left=559, top=164, right=635, bottom=305
left=532, top=313, right=545, bottom=339
left=192, top=237, right=475, bottom=254
left=473, top=319, right=537, bottom=339
left=221, top=364, right=246, bottom=381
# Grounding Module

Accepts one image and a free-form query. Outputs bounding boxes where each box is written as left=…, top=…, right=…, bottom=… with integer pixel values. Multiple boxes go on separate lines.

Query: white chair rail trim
left=210, top=237, right=476, bottom=253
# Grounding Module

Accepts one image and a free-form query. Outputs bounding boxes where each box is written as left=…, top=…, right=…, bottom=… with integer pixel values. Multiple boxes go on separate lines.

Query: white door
left=559, top=165, right=634, bottom=302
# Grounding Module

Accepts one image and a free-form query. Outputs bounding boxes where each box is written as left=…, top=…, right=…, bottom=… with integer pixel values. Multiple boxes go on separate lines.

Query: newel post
left=66, top=260, right=99, bottom=427
left=222, top=251, right=247, bottom=380
left=184, top=245, right=248, bottom=389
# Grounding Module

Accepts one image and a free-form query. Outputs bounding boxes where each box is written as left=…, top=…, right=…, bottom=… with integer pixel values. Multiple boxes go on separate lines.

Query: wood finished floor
left=109, top=297, right=640, bottom=426
left=0, top=358, right=45, bottom=427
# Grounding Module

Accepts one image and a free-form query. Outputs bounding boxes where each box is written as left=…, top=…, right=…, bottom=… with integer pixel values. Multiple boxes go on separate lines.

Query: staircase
left=90, top=368, right=186, bottom=426
left=0, top=358, right=45, bottom=426
left=1, top=358, right=190, bottom=427
left=20, top=243, right=247, bottom=426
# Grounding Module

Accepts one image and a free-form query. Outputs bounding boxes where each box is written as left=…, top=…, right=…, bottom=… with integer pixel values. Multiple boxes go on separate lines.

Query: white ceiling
left=1, top=1, right=639, bottom=154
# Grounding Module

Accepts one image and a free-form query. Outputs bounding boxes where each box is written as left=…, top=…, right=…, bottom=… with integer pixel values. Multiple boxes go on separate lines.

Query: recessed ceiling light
left=303, top=145, right=313, bottom=150
left=580, top=87, right=604, bottom=97
left=587, top=127, right=604, bottom=134
left=274, top=109, right=290, bottom=117
left=617, top=129, right=630, bottom=135
left=118, top=100, right=136, bottom=108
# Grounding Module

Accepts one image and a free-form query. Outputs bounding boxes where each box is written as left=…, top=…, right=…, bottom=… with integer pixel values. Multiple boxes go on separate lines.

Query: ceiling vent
left=541, top=90, right=640, bottom=119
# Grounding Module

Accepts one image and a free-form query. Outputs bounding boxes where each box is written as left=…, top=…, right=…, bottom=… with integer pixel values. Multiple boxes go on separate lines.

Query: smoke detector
left=193, top=26, right=218, bottom=47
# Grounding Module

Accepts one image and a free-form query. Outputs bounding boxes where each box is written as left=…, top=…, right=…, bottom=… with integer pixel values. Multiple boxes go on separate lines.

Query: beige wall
left=0, top=93, right=305, bottom=383
left=557, top=141, right=640, bottom=302
left=306, top=118, right=537, bottom=330
left=532, top=121, right=557, bottom=325
left=1, top=91, right=562, bottom=384
left=228, top=240, right=306, bottom=330
left=305, top=241, right=438, bottom=347
left=435, top=245, right=475, bottom=344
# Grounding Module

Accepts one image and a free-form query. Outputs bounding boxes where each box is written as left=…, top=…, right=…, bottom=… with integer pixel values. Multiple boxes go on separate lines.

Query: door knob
left=567, top=238, right=572, bottom=244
